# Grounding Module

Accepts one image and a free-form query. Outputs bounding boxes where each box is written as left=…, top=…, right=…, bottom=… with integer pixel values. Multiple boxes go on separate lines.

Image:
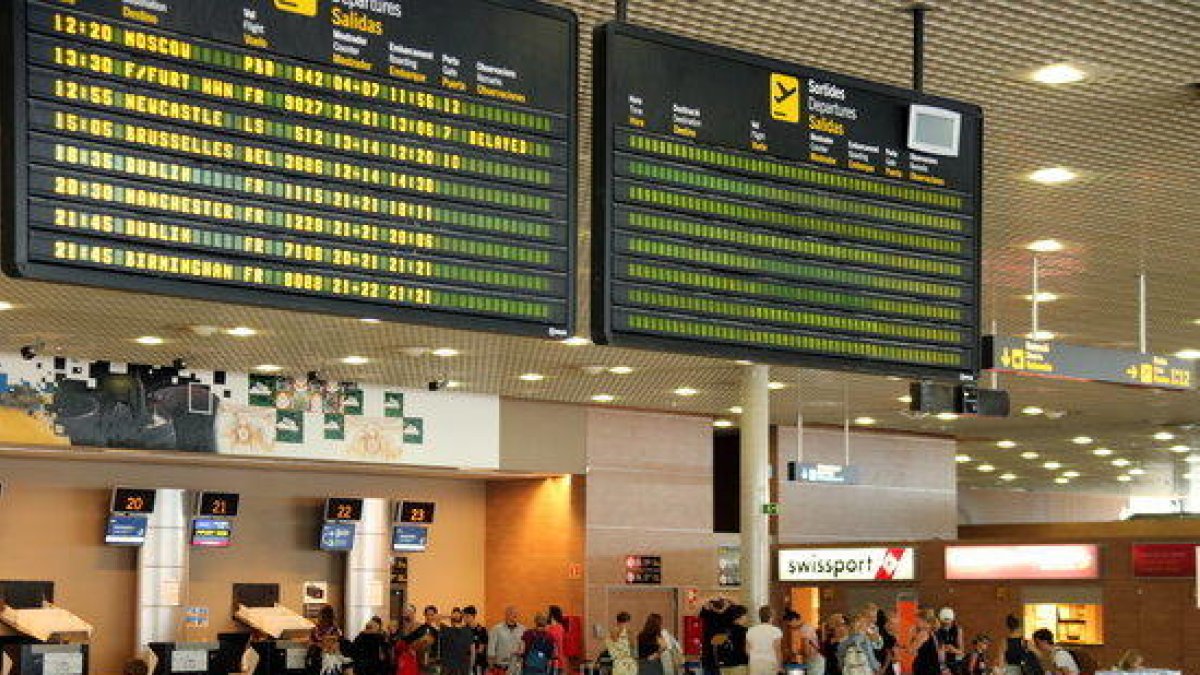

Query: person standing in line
left=440, top=608, right=476, bottom=675
left=636, top=614, right=667, bottom=675
left=909, top=611, right=943, bottom=675
left=745, top=607, right=782, bottom=675
left=717, top=606, right=750, bottom=675
left=352, top=617, right=389, bottom=675
left=410, top=606, right=442, bottom=674
left=936, top=609, right=965, bottom=675
left=393, top=605, right=422, bottom=675
left=1003, top=615, right=1037, bottom=675
left=838, top=612, right=882, bottom=675
left=463, top=607, right=488, bottom=675
left=699, top=598, right=733, bottom=675
left=821, top=615, right=848, bottom=675
left=519, top=614, right=558, bottom=675
left=1031, top=629, right=1079, bottom=675
left=606, top=612, right=638, bottom=675
left=964, top=635, right=993, bottom=675
left=313, top=605, right=344, bottom=644
left=659, top=616, right=684, bottom=675
left=546, top=606, right=568, bottom=675
left=488, top=607, right=526, bottom=675
left=784, top=611, right=823, bottom=675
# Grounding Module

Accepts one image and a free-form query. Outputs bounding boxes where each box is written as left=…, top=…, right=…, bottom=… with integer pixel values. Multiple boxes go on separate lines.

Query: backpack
left=524, top=632, right=555, bottom=674
left=1067, top=649, right=1097, bottom=675
left=842, top=644, right=871, bottom=675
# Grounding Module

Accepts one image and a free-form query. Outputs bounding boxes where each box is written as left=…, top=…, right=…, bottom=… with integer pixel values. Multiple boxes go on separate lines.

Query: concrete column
left=739, top=365, right=770, bottom=611
left=345, top=498, right=390, bottom=633
left=137, top=489, right=189, bottom=653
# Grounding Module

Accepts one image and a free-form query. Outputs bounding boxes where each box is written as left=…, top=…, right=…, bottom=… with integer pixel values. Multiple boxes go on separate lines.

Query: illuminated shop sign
left=778, top=547, right=915, bottom=582
left=944, top=544, right=1100, bottom=580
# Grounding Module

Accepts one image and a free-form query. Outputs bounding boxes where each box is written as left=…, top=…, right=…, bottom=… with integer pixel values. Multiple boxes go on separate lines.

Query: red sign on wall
left=1132, top=543, right=1197, bottom=578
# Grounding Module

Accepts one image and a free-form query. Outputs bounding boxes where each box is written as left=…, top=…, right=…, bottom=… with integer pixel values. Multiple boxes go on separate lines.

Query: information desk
left=2, top=0, right=577, bottom=338
left=593, top=23, right=982, bottom=378
left=147, top=642, right=221, bottom=675
left=2, top=644, right=89, bottom=675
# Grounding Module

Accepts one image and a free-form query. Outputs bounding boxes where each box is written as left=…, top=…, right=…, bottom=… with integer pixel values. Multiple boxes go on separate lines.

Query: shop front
left=776, top=546, right=919, bottom=621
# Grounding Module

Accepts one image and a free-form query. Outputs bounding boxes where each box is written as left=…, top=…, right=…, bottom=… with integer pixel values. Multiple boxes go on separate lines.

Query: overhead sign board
left=2, top=0, right=577, bottom=338
left=778, top=547, right=915, bottom=582
left=788, top=462, right=857, bottom=485
left=625, top=555, right=662, bottom=584
left=1131, top=543, right=1197, bottom=578
left=985, top=336, right=1194, bottom=390
left=593, top=23, right=983, bottom=378
left=944, top=544, right=1100, bottom=580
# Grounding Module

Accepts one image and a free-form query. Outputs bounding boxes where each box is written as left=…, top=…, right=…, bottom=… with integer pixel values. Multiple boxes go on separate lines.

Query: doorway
left=605, top=587, right=680, bottom=636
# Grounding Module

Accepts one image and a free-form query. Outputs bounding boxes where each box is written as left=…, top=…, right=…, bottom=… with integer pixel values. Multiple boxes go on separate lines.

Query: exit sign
left=762, top=503, right=780, bottom=516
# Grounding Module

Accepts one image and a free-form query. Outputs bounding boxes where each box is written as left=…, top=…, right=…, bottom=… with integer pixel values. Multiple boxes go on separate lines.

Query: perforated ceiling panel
left=0, top=0, right=1197, bottom=495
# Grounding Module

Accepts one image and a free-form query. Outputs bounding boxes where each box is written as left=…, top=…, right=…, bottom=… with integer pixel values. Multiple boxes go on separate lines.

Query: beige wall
left=958, top=487, right=1127, bottom=525
left=0, top=454, right=487, bottom=675
left=775, top=426, right=957, bottom=543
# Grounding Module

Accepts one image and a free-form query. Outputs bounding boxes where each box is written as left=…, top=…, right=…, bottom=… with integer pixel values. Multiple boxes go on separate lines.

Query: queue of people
left=303, top=603, right=572, bottom=675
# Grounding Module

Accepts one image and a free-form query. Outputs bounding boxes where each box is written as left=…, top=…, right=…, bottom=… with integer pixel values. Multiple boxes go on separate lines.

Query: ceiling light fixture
left=898, top=395, right=913, bottom=404
left=1111, top=458, right=1131, bottom=467
left=977, top=464, right=996, bottom=473
left=254, top=364, right=283, bottom=373
left=358, top=317, right=382, bottom=324
left=1071, top=436, right=1093, bottom=445
left=431, top=348, right=460, bottom=358
left=1062, top=470, right=1081, bottom=478
left=1092, top=448, right=1113, bottom=457
left=591, top=394, right=616, bottom=403
left=767, top=382, right=788, bottom=391
left=1030, top=63, right=1087, bottom=85
left=135, top=336, right=164, bottom=345
left=1026, top=330, right=1057, bottom=341
left=561, top=336, right=591, bottom=347
left=1186, top=455, right=1200, bottom=464
left=1021, top=406, right=1045, bottom=416
left=1171, top=445, right=1191, bottom=454
left=1021, top=451, right=1040, bottom=460
left=1000, top=473, right=1017, bottom=482
left=0, top=301, right=14, bottom=311
left=225, top=326, right=258, bottom=337
left=519, top=373, right=545, bottom=382
left=1055, top=477, right=1071, bottom=485
left=1024, top=292, right=1060, bottom=303
left=608, top=366, right=635, bottom=375
left=1029, top=167, right=1078, bottom=184
left=1175, top=350, right=1200, bottom=360
left=1153, top=431, right=1176, bottom=441
left=341, top=355, right=369, bottom=365
left=734, top=360, right=755, bottom=366
left=936, top=412, right=959, bottom=421
left=956, top=455, right=972, bottom=463
left=446, top=381, right=463, bottom=389
left=728, top=406, right=744, bottom=414
left=1128, top=468, right=1147, bottom=476
left=1117, top=475, right=1133, bottom=483
left=1043, top=461, right=1062, bottom=470
left=854, top=417, right=877, bottom=426
left=673, top=387, right=699, bottom=397
left=713, top=419, right=734, bottom=429
left=1025, top=240, right=1065, bottom=253
left=997, top=440, right=1017, bottom=449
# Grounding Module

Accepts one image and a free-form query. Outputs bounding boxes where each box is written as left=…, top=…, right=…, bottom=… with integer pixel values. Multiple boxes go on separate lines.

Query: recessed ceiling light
left=956, top=454, right=973, bottom=463
left=1055, top=477, right=1071, bottom=485
left=254, top=364, right=283, bottom=373
left=997, top=440, right=1017, bottom=449
left=728, top=406, right=744, bottom=414
left=359, top=317, right=382, bottom=324
left=1029, top=167, right=1078, bottom=184
left=1092, top=447, right=1113, bottom=457
left=608, top=366, right=635, bottom=375
left=673, top=387, right=699, bottom=397
left=1128, top=468, right=1147, bottom=476
left=854, top=416, right=877, bottom=426
left=1023, top=292, right=1060, bottom=303
left=1186, top=455, right=1200, bottom=464
left=767, top=381, right=788, bottom=390
left=519, top=373, right=545, bottom=382
left=1071, top=436, right=1093, bottom=445
left=591, top=394, right=616, bottom=403
left=936, top=412, right=959, bottom=421
left=1111, top=458, right=1131, bottom=467
left=898, top=395, right=913, bottom=404
left=713, top=419, right=734, bottom=428
left=0, top=301, right=13, bottom=311
left=225, top=326, right=258, bottom=337
left=1021, top=451, right=1040, bottom=460
left=432, top=348, right=459, bottom=358
left=977, top=464, right=996, bottom=473
left=1030, top=63, right=1087, bottom=85
left=135, top=336, right=164, bottom=345
left=446, top=381, right=463, bottom=389
left=999, top=473, right=1017, bottom=482
left=734, top=360, right=755, bottom=366
left=341, top=355, right=369, bottom=365
left=1026, top=240, right=1065, bottom=253
left=1062, top=470, right=1081, bottom=478
left=1153, top=431, right=1176, bottom=441
left=1025, top=330, right=1057, bottom=341
left=1117, top=475, right=1133, bottom=483
left=1175, top=350, right=1200, bottom=360
left=1021, top=406, right=1045, bottom=416
left=1043, top=461, right=1062, bottom=470
left=1171, top=445, right=1191, bottom=454
left=561, top=336, right=591, bottom=346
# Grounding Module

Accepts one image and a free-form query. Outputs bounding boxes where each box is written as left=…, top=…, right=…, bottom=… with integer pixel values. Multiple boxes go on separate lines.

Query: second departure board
left=2, top=0, right=576, bottom=337
left=593, top=23, right=982, bottom=378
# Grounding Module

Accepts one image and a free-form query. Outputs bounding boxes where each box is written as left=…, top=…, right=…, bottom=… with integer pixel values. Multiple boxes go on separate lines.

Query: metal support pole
left=1139, top=272, right=1148, bottom=354
left=739, top=365, right=770, bottom=611
left=911, top=4, right=926, bottom=93
left=616, top=0, right=628, bottom=22
left=1031, top=256, right=1041, bottom=335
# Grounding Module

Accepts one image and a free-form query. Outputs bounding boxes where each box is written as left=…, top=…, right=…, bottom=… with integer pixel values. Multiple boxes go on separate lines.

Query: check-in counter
left=147, top=642, right=223, bottom=675
left=0, top=605, right=93, bottom=675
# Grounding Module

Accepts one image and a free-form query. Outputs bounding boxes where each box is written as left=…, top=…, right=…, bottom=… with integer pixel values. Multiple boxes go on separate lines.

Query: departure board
left=593, top=24, right=982, bottom=378
left=1, top=0, right=576, bottom=337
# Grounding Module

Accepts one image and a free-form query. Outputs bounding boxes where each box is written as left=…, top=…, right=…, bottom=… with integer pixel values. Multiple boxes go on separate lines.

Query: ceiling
left=1, top=0, right=1198, bottom=496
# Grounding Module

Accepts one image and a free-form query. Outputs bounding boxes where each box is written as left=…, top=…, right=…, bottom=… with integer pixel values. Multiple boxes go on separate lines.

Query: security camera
left=427, top=379, right=448, bottom=392
left=19, top=343, right=41, bottom=361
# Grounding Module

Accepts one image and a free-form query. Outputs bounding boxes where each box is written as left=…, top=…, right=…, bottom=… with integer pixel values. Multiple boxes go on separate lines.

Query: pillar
left=137, top=489, right=188, bottom=653
left=345, top=498, right=391, bottom=633
left=739, top=365, right=770, bottom=611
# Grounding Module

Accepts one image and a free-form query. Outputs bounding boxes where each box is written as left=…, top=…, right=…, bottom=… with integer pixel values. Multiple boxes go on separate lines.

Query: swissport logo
left=778, top=547, right=916, bottom=582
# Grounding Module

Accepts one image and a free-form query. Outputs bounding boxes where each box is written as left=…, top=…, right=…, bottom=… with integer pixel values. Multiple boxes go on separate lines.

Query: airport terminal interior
left=0, top=1, right=1198, bottom=675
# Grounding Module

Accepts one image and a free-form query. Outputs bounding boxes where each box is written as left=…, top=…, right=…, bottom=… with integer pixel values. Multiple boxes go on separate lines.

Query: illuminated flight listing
left=593, top=24, right=982, bottom=377
left=2, top=0, right=576, bottom=336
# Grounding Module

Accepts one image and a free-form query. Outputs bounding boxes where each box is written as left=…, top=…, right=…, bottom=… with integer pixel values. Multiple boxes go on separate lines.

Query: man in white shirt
left=744, top=607, right=783, bottom=675
left=1032, top=629, right=1079, bottom=675
left=487, top=606, right=526, bottom=674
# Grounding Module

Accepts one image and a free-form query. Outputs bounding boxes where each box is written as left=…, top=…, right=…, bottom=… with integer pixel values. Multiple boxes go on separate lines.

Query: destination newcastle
left=593, top=23, right=982, bottom=378
left=2, top=0, right=577, bottom=337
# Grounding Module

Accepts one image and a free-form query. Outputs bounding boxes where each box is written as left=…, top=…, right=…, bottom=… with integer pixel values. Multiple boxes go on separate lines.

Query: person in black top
left=351, top=617, right=389, bottom=675
left=440, top=609, right=475, bottom=675
left=935, top=608, right=965, bottom=675
left=717, top=605, right=750, bottom=675
left=910, top=611, right=943, bottom=675
left=699, top=598, right=733, bottom=675
left=462, top=607, right=488, bottom=675
left=408, top=606, right=442, bottom=674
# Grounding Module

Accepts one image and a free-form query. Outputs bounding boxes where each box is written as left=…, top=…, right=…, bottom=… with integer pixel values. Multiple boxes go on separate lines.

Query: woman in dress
left=606, top=613, right=638, bottom=675
left=636, top=614, right=667, bottom=675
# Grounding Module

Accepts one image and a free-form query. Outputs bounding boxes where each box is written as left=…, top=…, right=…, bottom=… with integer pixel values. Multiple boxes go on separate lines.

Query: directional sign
left=984, top=336, right=1194, bottom=390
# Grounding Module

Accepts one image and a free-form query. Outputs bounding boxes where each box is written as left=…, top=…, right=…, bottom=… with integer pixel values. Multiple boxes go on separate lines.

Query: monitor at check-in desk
left=147, top=643, right=222, bottom=675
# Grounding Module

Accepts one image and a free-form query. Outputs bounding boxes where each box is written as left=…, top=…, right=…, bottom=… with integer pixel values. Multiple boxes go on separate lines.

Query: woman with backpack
left=837, top=613, right=882, bottom=675
left=636, top=614, right=668, bottom=675
left=520, top=614, right=558, bottom=675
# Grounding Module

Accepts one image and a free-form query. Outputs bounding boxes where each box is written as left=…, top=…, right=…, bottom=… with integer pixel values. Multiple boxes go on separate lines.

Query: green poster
left=323, top=414, right=345, bottom=441
left=403, top=418, right=424, bottom=444
left=384, top=392, right=404, bottom=418
left=248, top=374, right=278, bottom=407
left=342, top=388, right=364, bottom=416
left=275, top=409, right=304, bottom=444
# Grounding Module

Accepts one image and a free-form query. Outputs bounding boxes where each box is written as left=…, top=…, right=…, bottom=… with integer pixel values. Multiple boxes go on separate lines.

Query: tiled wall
left=774, top=426, right=957, bottom=543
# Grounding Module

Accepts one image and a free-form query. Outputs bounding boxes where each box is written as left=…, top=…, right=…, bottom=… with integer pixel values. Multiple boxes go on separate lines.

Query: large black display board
left=2, top=0, right=576, bottom=337
left=593, top=23, right=982, bottom=378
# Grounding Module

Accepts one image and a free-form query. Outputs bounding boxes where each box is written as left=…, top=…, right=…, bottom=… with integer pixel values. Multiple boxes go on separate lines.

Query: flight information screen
left=593, top=24, right=982, bottom=378
left=2, top=0, right=576, bottom=337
